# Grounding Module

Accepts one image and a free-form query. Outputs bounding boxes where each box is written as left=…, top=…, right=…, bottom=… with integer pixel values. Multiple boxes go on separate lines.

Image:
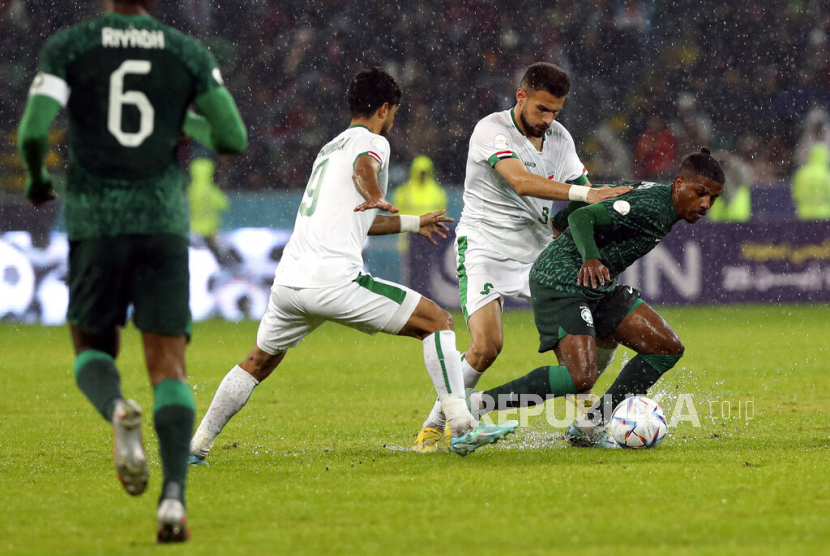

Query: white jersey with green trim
left=273, top=125, right=390, bottom=288
left=455, top=108, right=587, bottom=264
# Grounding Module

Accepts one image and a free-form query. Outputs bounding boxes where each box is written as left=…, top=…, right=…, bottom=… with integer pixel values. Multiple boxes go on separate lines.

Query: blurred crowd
left=2, top=0, right=830, bottom=200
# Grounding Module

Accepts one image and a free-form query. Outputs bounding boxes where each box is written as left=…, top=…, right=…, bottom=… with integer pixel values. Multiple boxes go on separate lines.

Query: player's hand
left=417, top=210, right=454, bottom=245
left=577, top=259, right=610, bottom=289
left=25, top=172, right=57, bottom=207
left=355, top=197, right=399, bottom=213
left=586, top=185, right=632, bottom=204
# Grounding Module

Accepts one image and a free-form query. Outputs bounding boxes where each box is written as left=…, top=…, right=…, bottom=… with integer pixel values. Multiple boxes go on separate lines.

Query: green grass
left=2, top=305, right=830, bottom=555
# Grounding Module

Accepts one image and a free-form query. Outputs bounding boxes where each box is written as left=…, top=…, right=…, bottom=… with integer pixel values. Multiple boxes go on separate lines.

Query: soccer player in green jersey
left=465, top=149, right=725, bottom=447
left=16, top=0, right=246, bottom=543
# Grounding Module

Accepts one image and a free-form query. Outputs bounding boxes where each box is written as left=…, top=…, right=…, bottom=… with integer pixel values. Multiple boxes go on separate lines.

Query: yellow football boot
left=411, top=426, right=445, bottom=453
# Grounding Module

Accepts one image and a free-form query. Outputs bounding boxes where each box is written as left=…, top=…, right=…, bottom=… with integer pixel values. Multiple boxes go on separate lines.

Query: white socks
left=190, top=365, right=259, bottom=458
left=422, top=331, right=471, bottom=436
left=461, top=357, right=483, bottom=388
left=421, top=352, right=483, bottom=431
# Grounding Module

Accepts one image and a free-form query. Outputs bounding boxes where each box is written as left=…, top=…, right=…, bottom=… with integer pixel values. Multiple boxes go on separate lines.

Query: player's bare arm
left=353, top=155, right=398, bottom=213
left=369, top=210, right=453, bottom=245
left=494, top=158, right=631, bottom=203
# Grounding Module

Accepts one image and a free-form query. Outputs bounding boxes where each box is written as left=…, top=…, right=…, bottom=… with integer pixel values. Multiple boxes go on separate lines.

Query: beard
left=519, top=109, right=549, bottom=138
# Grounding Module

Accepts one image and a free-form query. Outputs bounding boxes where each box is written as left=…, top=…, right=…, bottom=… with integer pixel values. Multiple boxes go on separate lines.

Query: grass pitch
left=2, top=305, right=830, bottom=555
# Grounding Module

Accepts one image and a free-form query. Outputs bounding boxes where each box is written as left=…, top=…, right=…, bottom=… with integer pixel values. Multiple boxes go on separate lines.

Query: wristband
left=568, top=185, right=590, bottom=202
left=399, top=215, right=420, bottom=233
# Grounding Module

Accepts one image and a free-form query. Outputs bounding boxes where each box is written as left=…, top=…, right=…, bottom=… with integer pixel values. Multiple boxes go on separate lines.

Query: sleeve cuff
left=354, top=151, right=384, bottom=168
left=566, top=170, right=589, bottom=186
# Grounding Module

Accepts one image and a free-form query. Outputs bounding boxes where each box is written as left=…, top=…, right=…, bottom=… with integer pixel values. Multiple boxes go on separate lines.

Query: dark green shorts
left=67, top=234, right=191, bottom=337
left=531, top=282, right=643, bottom=353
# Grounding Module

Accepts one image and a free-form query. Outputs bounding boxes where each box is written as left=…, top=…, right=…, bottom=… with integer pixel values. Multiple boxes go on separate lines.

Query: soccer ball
left=608, top=396, right=668, bottom=449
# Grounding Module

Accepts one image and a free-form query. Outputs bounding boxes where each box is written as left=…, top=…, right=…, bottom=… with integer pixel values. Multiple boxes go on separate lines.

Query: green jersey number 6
left=108, top=60, right=154, bottom=147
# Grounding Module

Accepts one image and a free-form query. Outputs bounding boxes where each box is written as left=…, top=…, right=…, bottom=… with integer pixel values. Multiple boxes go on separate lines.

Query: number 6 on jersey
left=108, top=60, right=154, bottom=147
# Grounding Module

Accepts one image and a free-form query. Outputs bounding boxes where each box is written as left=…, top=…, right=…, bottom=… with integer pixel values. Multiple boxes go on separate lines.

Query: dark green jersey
left=34, top=13, right=222, bottom=239
left=530, top=182, right=679, bottom=299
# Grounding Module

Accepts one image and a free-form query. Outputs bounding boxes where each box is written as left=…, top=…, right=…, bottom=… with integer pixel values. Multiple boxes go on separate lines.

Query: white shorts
left=256, top=273, right=422, bottom=354
left=455, top=235, right=534, bottom=322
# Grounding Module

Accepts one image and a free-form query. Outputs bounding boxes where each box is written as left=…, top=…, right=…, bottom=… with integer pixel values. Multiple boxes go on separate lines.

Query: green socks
left=75, top=351, right=196, bottom=504
left=74, top=350, right=122, bottom=422
left=154, top=378, right=196, bottom=505
left=482, top=365, right=578, bottom=411
left=601, top=354, right=682, bottom=418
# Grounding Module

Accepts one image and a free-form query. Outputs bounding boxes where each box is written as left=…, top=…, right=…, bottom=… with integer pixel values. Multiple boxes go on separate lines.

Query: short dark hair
left=679, top=147, right=725, bottom=184
left=521, top=63, right=570, bottom=98
left=347, top=67, right=402, bottom=118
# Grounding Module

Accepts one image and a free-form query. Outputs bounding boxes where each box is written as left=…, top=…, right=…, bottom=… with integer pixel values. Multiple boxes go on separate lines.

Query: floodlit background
left=2, top=1, right=830, bottom=325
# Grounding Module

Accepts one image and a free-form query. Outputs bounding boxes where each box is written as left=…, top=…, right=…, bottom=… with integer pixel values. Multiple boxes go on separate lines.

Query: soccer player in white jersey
left=189, top=68, right=517, bottom=463
left=413, top=63, right=630, bottom=452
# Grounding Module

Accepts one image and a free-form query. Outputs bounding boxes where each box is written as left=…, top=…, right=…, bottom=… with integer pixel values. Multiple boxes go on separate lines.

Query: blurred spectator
left=671, top=92, right=713, bottom=162
left=791, top=143, right=830, bottom=220
left=188, top=158, right=230, bottom=261
left=2, top=1, right=830, bottom=193
left=391, top=155, right=447, bottom=283
left=794, top=104, right=830, bottom=166
left=709, top=151, right=752, bottom=222
left=581, top=116, right=632, bottom=182
left=392, top=155, right=447, bottom=244
left=633, top=115, right=678, bottom=181
left=403, top=102, right=439, bottom=161
left=738, top=135, right=778, bottom=183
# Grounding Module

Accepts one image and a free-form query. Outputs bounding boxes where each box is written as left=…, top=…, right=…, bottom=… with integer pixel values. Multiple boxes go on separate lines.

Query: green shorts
left=67, top=234, right=191, bottom=337
left=531, top=282, right=643, bottom=353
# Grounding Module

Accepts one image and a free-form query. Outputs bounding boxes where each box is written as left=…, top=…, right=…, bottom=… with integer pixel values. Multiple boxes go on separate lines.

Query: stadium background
left=1, top=0, right=830, bottom=324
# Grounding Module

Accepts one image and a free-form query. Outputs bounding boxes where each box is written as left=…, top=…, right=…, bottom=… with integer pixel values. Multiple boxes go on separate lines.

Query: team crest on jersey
left=580, top=307, right=594, bottom=326
left=371, top=138, right=385, bottom=151
left=493, top=134, right=509, bottom=150
left=613, top=200, right=631, bottom=215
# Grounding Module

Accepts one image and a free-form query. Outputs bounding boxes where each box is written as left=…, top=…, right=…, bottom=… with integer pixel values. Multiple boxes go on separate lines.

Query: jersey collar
left=347, top=124, right=370, bottom=131
left=510, top=108, right=524, bottom=136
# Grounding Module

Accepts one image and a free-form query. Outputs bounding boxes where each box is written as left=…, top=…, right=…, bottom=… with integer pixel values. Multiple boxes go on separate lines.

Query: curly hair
left=347, top=67, right=402, bottom=118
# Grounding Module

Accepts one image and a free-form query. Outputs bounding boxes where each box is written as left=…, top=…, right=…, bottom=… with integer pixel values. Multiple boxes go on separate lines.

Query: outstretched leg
left=473, top=334, right=594, bottom=412
left=190, top=346, right=285, bottom=462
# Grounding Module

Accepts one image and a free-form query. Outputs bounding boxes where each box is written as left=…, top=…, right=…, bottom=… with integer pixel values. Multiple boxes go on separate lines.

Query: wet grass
left=1, top=304, right=829, bottom=555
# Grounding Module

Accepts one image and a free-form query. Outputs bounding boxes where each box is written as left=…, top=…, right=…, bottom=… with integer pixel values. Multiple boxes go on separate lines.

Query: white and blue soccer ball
left=608, top=396, right=668, bottom=449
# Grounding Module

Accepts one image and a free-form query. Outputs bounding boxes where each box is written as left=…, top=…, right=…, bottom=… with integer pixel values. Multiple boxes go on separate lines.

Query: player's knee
left=470, top=339, right=502, bottom=365
left=665, top=335, right=685, bottom=356
left=570, top=363, right=598, bottom=393
left=242, top=347, right=285, bottom=381
left=436, top=309, right=454, bottom=331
